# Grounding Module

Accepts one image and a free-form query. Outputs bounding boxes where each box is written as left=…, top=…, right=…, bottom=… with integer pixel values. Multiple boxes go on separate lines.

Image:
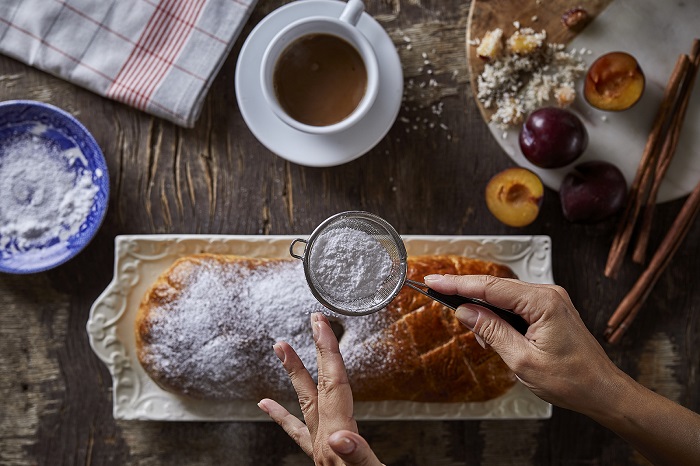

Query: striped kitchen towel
left=0, top=0, right=256, bottom=127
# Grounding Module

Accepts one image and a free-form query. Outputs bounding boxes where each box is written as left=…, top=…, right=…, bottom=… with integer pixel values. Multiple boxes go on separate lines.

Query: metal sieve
left=290, top=211, right=528, bottom=334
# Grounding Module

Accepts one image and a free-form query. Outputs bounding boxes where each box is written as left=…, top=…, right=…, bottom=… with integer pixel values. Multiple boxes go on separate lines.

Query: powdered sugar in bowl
left=0, top=101, right=109, bottom=274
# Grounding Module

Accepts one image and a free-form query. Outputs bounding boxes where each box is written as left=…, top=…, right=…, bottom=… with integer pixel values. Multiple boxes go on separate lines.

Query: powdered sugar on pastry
left=136, top=254, right=518, bottom=403
left=137, top=257, right=325, bottom=400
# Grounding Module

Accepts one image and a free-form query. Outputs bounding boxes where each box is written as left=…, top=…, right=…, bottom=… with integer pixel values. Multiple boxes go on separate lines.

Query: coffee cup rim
left=260, top=15, right=380, bottom=135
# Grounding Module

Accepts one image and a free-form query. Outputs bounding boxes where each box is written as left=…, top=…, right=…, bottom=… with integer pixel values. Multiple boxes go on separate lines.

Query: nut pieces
left=561, top=7, right=590, bottom=31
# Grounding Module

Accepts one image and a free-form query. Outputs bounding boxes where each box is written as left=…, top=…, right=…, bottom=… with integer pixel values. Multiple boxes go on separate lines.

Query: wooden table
left=1, top=1, right=698, bottom=464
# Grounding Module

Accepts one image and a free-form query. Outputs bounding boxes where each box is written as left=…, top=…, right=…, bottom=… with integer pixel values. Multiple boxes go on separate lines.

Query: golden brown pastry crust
left=342, top=255, right=518, bottom=402
left=136, top=254, right=518, bottom=402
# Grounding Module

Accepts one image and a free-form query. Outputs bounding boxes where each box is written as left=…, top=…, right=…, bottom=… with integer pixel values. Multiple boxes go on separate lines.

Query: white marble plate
left=491, top=0, right=700, bottom=203
left=87, top=234, right=553, bottom=421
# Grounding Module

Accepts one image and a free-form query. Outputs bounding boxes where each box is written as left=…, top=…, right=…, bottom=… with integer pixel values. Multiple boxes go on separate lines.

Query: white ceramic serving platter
left=87, top=234, right=553, bottom=421
left=491, top=0, right=700, bottom=203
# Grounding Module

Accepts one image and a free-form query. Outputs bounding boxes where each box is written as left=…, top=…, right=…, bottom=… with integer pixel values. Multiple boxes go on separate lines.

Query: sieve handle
left=405, top=280, right=528, bottom=335
left=289, top=238, right=308, bottom=260
left=428, top=289, right=529, bottom=335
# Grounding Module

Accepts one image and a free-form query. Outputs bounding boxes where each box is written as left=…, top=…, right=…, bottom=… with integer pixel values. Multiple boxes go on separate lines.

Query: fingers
left=328, top=430, right=385, bottom=466
left=455, top=303, right=531, bottom=365
left=424, top=274, right=554, bottom=323
left=258, top=398, right=313, bottom=457
left=273, top=341, right=320, bottom=440
left=312, top=313, right=358, bottom=435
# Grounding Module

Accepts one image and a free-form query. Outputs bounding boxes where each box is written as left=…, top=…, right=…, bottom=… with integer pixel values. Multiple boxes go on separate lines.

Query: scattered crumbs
left=468, top=38, right=481, bottom=46
left=531, top=15, right=538, bottom=22
left=419, top=81, right=426, bottom=88
left=412, top=125, right=418, bottom=130
left=427, top=69, right=433, bottom=75
left=502, top=131, right=508, bottom=140
left=403, top=35, right=412, bottom=43
left=601, top=115, right=609, bottom=122
left=406, top=44, right=412, bottom=51
left=399, top=116, right=410, bottom=123
left=422, top=52, right=428, bottom=59
left=392, top=186, right=397, bottom=192
left=417, top=66, right=423, bottom=72
left=452, top=70, right=459, bottom=79
left=389, top=176, right=394, bottom=182
left=424, top=59, right=430, bottom=65
left=429, top=79, right=438, bottom=87
left=440, top=123, right=449, bottom=130
left=586, top=49, right=593, bottom=55
left=476, top=28, right=586, bottom=128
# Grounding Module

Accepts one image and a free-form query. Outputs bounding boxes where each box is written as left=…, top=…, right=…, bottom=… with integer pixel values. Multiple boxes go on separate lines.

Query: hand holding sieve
left=289, top=211, right=529, bottom=335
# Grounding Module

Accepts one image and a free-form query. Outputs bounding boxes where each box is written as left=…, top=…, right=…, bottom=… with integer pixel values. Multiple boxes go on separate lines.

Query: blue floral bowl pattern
left=0, top=100, right=109, bottom=274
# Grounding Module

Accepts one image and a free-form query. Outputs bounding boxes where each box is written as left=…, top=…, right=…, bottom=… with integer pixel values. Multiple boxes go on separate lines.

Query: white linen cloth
left=0, top=0, right=256, bottom=127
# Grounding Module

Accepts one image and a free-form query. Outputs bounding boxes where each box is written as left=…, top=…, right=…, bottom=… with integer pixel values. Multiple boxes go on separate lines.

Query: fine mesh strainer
left=289, top=211, right=528, bottom=334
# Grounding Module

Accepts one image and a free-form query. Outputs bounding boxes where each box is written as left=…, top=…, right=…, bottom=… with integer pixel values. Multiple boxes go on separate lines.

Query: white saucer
left=235, top=0, right=403, bottom=167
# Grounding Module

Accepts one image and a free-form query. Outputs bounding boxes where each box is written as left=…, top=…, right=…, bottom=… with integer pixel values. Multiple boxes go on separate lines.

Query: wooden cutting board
left=466, top=0, right=614, bottom=123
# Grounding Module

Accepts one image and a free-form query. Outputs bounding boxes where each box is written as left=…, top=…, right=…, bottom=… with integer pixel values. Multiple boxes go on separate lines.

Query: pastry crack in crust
left=136, top=254, right=518, bottom=402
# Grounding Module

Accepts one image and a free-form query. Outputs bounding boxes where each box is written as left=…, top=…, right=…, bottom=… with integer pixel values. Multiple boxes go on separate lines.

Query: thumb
left=455, top=304, right=529, bottom=366
left=328, top=430, right=384, bottom=466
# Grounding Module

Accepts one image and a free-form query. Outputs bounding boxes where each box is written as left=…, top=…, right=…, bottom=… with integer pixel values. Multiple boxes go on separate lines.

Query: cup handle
left=339, top=0, right=365, bottom=26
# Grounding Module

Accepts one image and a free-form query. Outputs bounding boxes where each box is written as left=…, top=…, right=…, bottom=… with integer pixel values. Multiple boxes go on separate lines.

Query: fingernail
left=312, top=322, right=321, bottom=342
left=329, top=434, right=356, bottom=455
left=474, top=334, right=487, bottom=349
left=273, top=343, right=285, bottom=363
left=424, top=274, right=442, bottom=283
left=257, top=400, right=270, bottom=414
left=311, top=312, right=322, bottom=323
left=456, top=305, right=479, bottom=329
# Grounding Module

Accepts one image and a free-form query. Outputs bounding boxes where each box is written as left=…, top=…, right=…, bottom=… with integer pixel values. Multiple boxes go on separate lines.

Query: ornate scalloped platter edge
left=87, top=234, right=553, bottom=421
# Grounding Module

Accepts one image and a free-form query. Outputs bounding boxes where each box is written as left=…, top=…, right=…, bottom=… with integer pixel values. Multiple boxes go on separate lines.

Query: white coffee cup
left=260, top=0, right=380, bottom=135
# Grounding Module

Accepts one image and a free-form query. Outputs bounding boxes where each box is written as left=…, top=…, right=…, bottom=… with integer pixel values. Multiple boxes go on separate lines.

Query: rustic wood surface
left=1, top=0, right=699, bottom=465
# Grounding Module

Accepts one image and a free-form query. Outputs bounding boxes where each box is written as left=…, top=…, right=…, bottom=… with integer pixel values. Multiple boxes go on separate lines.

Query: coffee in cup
left=260, top=0, right=379, bottom=135
left=273, top=33, right=367, bottom=127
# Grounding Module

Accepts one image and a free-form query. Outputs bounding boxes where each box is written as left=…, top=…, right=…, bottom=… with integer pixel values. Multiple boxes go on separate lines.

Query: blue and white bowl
left=0, top=100, right=109, bottom=274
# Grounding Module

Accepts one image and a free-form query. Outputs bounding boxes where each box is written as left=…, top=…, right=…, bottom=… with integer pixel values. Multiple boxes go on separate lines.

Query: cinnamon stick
left=632, top=40, right=700, bottom=264
left=606, top=176, right=700, bottom=344
left=604, top=54, right=690, bottom=278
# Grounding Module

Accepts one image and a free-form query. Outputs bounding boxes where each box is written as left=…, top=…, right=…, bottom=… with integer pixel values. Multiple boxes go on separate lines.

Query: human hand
left=424, top=274, right=626, bottom=416
left=258, top=312, right=384, bottom=466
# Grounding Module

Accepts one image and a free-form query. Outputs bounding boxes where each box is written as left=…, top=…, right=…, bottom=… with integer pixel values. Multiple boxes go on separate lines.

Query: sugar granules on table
left=309, top=227, right=393, bottom=303
left=0, top=134, right=98, bottom=251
